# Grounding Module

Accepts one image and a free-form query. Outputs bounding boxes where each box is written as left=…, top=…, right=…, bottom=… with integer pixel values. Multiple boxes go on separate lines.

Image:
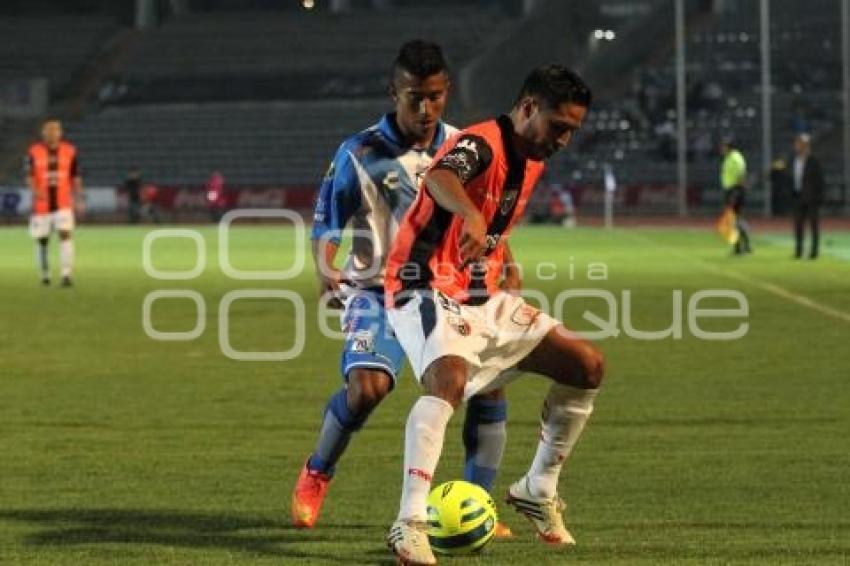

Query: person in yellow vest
left=26, top=118, right=84, bottom=286
left=719, top=137, right=752, bottom=255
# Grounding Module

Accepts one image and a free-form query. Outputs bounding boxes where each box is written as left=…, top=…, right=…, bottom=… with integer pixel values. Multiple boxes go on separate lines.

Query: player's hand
left=75, top=198, right=86, bottom=217
left=501, top=269, right=522, bottom=296
left=317, top=267, right=344, bottom=309
left=459, top=211, right=488, bottom=266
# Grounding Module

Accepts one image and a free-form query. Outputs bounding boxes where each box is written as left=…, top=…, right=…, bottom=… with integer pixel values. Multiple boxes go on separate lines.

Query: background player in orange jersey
left=25, top=119, right=84, bottom=287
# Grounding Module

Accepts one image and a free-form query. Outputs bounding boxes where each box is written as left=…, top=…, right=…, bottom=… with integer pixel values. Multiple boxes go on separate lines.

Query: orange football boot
left=291, top=460, right=332, bottom=528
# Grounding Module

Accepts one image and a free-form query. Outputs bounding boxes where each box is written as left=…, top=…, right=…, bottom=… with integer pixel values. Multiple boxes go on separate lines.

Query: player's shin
left=525, top=384, right=598, bottom=499
left=60, top=239, right=73, bottom=277
left=307, top=388, right=368, bottom=475
left=399, top=395, right=454, bottom=521
left=462, top=395, right=507, bottom=492
left=36, top=238, right=49, bottom=280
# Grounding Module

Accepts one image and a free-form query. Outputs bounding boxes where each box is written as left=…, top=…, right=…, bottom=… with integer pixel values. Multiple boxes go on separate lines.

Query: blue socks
left=462, top=396, right=508, bottom=492
left=307, top=388, right=369, bottom=477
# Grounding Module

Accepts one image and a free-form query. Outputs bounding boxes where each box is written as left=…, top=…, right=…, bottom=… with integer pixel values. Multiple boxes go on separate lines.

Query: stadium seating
left=116, top=6, right=510, bottom=103
left=549, top=0, right=844, bottom=209
left=0, top=15, right=117, bottom=94
left=66, top=3, right=512, bottom=186
left=65, top=98, right=391, bottom=186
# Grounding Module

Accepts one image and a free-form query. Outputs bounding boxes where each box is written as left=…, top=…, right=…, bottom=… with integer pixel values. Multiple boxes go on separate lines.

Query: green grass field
left=1, top=223, right=849, bottom=565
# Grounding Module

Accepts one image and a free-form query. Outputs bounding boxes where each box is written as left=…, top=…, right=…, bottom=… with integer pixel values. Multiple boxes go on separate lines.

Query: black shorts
left=724, top=187, right=745, bottom=213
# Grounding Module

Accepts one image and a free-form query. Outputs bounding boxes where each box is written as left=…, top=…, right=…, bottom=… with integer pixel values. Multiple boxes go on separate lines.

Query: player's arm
left=23, top=152, right=37, bottom=195
left=70, top=153, right=84, bottom=215
left=500, top=241, right=522, bottom=293
left=310, top=146, right=360, bottom=306
left=311, top=238, right=343, bottom=307
left=426, top=134, right=494, bottom=263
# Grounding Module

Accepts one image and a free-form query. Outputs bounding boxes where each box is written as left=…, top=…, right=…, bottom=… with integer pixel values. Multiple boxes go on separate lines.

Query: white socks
left=60, top=239, right=73, bottom=277
left=526, top=384, right=599, bottom=500
left=398, top=395, right=454, bottom=521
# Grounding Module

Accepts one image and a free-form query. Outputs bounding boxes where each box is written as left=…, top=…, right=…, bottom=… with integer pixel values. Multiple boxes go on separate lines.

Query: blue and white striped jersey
left=311, top=113, right=457, bottom=289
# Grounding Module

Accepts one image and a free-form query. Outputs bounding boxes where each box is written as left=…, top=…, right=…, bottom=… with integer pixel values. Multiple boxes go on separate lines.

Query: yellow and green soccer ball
left=426, top=480, right=497, bottom=555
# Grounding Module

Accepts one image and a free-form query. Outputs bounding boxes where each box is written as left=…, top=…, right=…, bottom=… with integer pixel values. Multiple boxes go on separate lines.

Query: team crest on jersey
left=382, top=171, right=401, bottom=191
left=447, top=315, right=471, bottom=337
left=456, top=138, right=479, bottom=159
left=500, top=188, right=520, bottom=215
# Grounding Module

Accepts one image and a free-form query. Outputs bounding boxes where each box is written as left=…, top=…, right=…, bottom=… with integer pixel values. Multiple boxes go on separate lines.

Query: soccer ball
left=426, top=480, right=497, bottom=555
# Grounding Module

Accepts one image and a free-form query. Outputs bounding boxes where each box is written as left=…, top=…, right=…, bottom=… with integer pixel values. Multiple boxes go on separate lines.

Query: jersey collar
left=378, top=113, right=448, bottom=154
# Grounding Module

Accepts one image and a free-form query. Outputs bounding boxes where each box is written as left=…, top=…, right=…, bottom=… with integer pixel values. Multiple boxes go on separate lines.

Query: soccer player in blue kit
left=292, top=40, right=517, bottom=537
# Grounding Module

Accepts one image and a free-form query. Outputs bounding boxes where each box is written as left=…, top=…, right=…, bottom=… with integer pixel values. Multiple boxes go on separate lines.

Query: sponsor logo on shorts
left=350, top=330, right=375, bottom=353
left=510, top=303, right=540, bottom=327
left=447, top=315, right=471, bottom=336
left=438, top=292, right=461, bottom=315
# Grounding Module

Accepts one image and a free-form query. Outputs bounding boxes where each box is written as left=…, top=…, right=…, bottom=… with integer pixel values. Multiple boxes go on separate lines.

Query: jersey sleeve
left=23, top=151, right=33, bottom=179
left=69, top=151, right=81, bottom=178
left=431, top=134, right=494, bottom=185
left=310, top=143, right=361, bottom=244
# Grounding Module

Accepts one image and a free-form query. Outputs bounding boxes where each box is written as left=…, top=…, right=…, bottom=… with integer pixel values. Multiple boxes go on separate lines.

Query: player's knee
left=474, top=387, right=505, bottom=402
left=422, top=356, right=467, bottom=408
left=38, top=237, right=48, bottom=246
left=579, top=346, right=605, bottom=389
left=347, top=369, right=391, bottom=414
left=59, top=231, right=71, bottom=241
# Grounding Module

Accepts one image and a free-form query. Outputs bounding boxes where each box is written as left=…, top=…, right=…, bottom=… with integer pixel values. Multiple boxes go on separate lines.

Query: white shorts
left=30, top=209, right=74, bottom=239
left=388, top=290, right=559, bottom=400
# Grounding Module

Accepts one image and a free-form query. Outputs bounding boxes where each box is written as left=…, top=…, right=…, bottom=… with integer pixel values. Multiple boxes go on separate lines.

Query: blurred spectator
left=142, top=183, right=161, bottom=223
left=550, top=180, right=577, bottom=228
left=124, top=165, right=142, bottom=223
left=770, top=158, right=790, bottom=216
left=205, top=170, right=227, bottom=222
left=1, top=190, right=21, bottom=223
left=790, top=133, right=824, bottom=259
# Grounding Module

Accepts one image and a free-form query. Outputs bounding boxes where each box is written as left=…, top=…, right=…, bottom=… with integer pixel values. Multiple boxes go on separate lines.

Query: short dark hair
left=392, top=40, right=448, bottom=80
left=514, top=64, right=592, bottom=109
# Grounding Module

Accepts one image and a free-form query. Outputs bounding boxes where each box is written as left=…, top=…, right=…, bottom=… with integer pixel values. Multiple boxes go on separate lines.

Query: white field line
left=625, top=231, right=850, bottom=325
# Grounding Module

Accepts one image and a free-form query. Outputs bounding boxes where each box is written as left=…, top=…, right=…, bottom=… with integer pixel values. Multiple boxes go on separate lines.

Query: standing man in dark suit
left=791, top=133, right=825, bottom=259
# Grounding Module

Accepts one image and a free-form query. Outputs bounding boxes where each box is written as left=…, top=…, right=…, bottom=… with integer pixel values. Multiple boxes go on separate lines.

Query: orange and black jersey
left=386, top=115, right=545, bottom=307
left=26, top=141, right=80, bottom=214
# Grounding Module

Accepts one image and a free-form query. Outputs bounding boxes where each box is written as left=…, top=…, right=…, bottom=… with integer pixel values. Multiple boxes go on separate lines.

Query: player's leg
left=732, top=189, right=752, bottom=254
left=462, top=387, right=512, bottom=537
left=390, top=354, right=466, bottom=565
left=292, top=367, right=392, bottom=528
left=57, top=209, right=76, bottom=286
left=809, top=203, right=820, bottom=259
left=304, top=368, right=392, bottom=475
left=58, top=230, right=73, bottom=286
left=399, top=355, right=466, bottom=521
left=29, top=214, right=50, bottom=284
left=793, top=198, right=805, bottom=258
left=463, top=388, right=506, bottom=493
left=506, top=325, right=604, bottom=544
left=387, top=291, right=485, bottom=564
left=292, top=291, right=402, bottom=528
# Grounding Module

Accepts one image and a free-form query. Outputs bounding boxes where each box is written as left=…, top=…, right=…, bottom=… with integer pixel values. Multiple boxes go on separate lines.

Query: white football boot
left=506, top=476, right=576, bottom=545
left=387, top=519, right=437, bottom=565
